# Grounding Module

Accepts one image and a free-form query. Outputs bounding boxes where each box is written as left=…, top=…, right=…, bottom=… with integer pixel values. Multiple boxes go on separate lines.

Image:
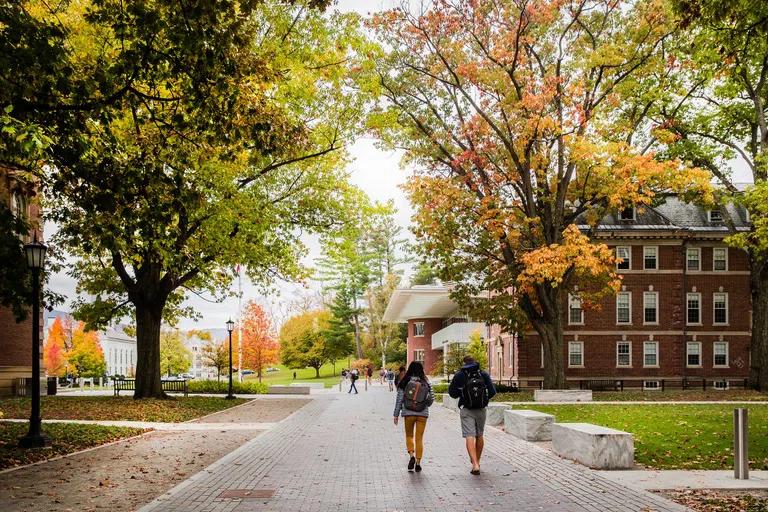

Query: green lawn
left=0, top=396, right=249, bottom=423
left=491, top=389, right=768, bottom=403
left=512, top=404, right=768, bottom=470
left=244, top=363, right=348, bottom=388
left=0, top=422, right=147, bottom=470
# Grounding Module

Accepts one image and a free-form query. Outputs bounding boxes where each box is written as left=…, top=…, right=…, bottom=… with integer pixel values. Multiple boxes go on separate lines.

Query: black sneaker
left=415, top=464, right=422, bottom=472
left=407, top=456, right=416, bottom=471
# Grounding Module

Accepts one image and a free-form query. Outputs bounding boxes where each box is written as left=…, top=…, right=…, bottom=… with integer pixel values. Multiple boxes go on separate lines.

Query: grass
left=491, top=389, right=768, bottom=403
left=0, top=422, right=147, bottom=470
left=664, top=490, right=768, bottom=512
left=243, top=363, right=348, bottom=388
left=511, top=403, right=768, bottom=470
left=0, top=396, right=249, bottom=423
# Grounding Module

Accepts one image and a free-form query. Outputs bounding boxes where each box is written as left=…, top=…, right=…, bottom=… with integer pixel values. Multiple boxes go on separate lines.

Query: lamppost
left=225, top=318, right=235, bottom=400
left=19, top=235, right=52, bottom=449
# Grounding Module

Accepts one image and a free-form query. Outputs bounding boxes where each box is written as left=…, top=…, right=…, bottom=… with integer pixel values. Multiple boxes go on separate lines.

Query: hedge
left=187, top=380, right=268, bottom=394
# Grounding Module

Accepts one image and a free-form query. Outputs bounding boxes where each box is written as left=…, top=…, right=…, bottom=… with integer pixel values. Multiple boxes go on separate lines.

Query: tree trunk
left=134, top=305, right=166, bottom=399
left=524, top=285, right=567, bottom=389
left=749, top=260, right=768, bottom=390
left=353, top=299, right=362, bottom=359
left=315, top=365, right=321, bottom=378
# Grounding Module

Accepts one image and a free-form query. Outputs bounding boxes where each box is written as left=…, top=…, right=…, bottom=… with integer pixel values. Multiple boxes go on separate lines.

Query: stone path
left=0, top=418, right=277, bottom=430
left=600, top=469, right=768, bottom=490
left=140, top=386, right=687, bottom=511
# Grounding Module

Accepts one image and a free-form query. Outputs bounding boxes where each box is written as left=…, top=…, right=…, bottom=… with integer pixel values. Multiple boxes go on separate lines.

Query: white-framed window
left=714, top=380, right=729, bottom=390
left=687, top=293, right=701, bottom=325
left=568, top=294, right=584, bottom=324
left=643, top=380, right=660, bottom=390
left=713, top=293, right=728, bottom=325
left=708, top=210, right=723, bottom=223
left=616, top=341, right=632, bottom=367
left=643, top=341, right=659, bottom=367
left=687, top=341, right=702, bottom=367
left=643, top=246, right=658, bottom=270
left=687, top=247, right=701, bottom=271
left=568, top=342, right=584, bottom=367
left=413, top=322, right=425, bottom=337
left=616, top=291, right=632, bottom=324
left=713, top=341, right=729, bottom=367
left=713, top=248, right=728, bottom=271
left=619, top=207, right=635, bottom=221
left=413, top=349, right=425, bottom=363
left=616, top=246, right=631, bottom=270
left=643, top=292, right=658, bottom=324
left=11, top=193, right=29, bottom=242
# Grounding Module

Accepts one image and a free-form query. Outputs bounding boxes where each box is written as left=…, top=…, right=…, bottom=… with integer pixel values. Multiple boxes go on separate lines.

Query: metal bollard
left=734, top=408, right=749, bottom=479
left=339, top=378, right=342, bottom=391
left=365, top=379, right=368, bottom=391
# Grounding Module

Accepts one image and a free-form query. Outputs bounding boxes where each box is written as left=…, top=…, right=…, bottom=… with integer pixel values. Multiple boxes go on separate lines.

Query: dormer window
left=619, top=207, right=635, bottom=221
left=708, top=210, right=723, bottom=223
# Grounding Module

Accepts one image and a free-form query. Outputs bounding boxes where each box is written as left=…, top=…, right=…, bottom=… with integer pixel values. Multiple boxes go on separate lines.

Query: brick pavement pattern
left=139, top=386, right=688, bottom=511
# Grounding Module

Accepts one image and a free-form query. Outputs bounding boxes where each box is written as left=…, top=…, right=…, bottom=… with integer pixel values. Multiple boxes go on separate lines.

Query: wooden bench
left=114, top=379, right=188, bottom=397
left=552, top=423, right=634, bottom=469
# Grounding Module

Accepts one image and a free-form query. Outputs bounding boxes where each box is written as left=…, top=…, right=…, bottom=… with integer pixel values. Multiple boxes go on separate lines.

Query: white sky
left=45, top=0, right=754, bottom=334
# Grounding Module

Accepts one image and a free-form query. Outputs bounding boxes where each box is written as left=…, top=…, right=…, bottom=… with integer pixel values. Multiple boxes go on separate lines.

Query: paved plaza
left=139, top=386, right=687, bottom=511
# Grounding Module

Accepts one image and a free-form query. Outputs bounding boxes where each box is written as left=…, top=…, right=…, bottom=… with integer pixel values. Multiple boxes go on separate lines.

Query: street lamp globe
left=226, top=318, right=235, bottom=333
left=23, top=235, right=47, bottom=270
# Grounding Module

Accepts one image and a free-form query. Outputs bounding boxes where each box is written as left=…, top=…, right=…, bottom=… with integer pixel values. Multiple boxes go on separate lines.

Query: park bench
left=552, top=423, right=634, bottom=469
left=580, top=379, right=621, bottom=391
left=114, top=379, right=188, bottom=397
left=504, top=409, right=555, bottom=441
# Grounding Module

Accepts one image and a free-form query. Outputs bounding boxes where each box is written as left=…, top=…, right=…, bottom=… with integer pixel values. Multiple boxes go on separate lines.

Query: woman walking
left=393, top=362, right=434, bottom=472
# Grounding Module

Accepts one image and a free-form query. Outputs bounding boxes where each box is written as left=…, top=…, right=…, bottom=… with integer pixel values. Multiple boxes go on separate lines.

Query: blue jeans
left=348, top=381, right=358, bottom=393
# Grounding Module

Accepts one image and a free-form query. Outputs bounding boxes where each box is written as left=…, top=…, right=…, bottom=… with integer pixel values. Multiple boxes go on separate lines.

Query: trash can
left=47, top=376, right=57, bottom=396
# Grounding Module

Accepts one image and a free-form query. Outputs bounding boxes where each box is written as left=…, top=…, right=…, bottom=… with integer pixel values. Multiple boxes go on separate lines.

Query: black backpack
left=403, top=377, right=430, bottom=412
left=461, top=369, right=489, bottom=409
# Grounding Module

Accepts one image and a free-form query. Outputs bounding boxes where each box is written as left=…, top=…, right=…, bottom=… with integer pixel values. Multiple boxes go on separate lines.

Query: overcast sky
left=44, top=0, right=754, bottom=334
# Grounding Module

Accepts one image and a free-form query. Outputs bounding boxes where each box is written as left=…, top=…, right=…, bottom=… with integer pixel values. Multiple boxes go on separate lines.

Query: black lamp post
left=19, top=235, right=52, bottom=449
left=225, top=318, right=235, bottom=400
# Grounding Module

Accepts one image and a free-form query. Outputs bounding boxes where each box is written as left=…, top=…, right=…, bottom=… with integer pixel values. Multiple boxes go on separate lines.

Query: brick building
left=385, top=196, right=752, bottom=389
left=0, top=169, right=43, bottom=395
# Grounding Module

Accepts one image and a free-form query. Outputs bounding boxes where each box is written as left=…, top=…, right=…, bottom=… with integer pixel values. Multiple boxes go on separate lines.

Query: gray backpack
left=403, top=377, right=430, bottom=412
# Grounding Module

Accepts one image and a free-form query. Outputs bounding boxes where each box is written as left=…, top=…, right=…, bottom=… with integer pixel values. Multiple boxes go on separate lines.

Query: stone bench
left=268, top=385, right=310, bottom=395
left=504, top=409, right=555, bottom=441
left=485, top=403, right=511, bottom=426
left=552, top=423, right=634, bottom=469
left=534, top=390, right=592, bottom=402
left=290, top=382, right=325, bottom=390
left=442, top=394, right=460, bottom=412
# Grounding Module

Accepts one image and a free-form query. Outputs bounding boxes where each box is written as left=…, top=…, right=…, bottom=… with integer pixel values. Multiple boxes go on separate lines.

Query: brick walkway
left=139, top=386, right=688, bottom=511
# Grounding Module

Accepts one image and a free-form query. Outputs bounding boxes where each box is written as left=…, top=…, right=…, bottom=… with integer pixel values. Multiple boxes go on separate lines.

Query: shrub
left=432, top=383, right=449, bottom=394
left=187, top=380, right=268, bottom=394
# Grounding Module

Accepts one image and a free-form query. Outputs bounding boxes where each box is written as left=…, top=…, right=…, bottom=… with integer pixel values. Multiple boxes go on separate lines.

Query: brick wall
left=516, top=241, right=751, bottom=381
left=406, top=318, right=443, bottom=374
left=0, top=170, right=43, bottom=388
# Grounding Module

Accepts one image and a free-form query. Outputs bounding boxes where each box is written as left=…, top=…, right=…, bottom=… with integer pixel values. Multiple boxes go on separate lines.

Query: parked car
left=163, top=375, right=185, bottom=381
left=241, top=369, right=255, bottom=375
left=179, top=373, right=195, bottom=380
left=266, top=367, right=280, bottom=372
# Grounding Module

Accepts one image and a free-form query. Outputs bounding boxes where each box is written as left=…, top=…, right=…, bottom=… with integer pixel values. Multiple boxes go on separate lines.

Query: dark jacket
left=448, top=362, right=497, bottom=408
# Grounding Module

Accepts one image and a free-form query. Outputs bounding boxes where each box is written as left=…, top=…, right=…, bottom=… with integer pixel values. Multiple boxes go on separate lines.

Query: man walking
left=448, top=355, right=496, bottom=475
left=348, top=368, right=359, bottom=394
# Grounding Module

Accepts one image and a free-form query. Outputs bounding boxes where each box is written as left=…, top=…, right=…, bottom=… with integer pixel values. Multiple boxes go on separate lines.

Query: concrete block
left=485, top=403, right=512, bottom=426
left=504, top=409, right=555, bottom=441
left=290, top=382, right=325, bottom=389
left=268, top=385, right=310, bottom=395
left=534, top=389, right=592, bottom=402
left=442, top=393, right=459, bottom=412
left=552, top=422, right=634, bottom=470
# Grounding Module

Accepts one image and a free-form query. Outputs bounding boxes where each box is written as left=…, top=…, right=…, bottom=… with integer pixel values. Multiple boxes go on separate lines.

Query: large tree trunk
left=522, top=285, right=567, bottom=389
left=749, top=259, right=768, bottom=390
left=353, top=297, right=362, bottom=359
left=134, top=305, right=166, bottom=399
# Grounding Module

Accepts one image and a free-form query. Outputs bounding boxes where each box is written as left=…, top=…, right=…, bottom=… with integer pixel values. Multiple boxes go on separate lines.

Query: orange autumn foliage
left=240, top=301, right=279, bottom=381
